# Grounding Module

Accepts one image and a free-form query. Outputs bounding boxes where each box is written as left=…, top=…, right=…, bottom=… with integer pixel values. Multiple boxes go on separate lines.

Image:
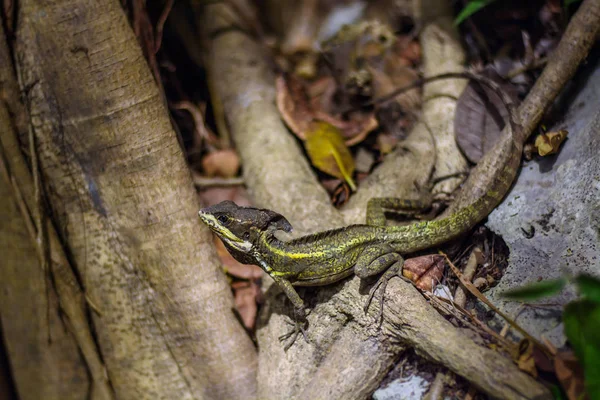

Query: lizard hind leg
left=354, top=245, right=405, bottom=321
left=364, top=259, right=405, bottom=323
left=367, top=197, right=432, bottom=226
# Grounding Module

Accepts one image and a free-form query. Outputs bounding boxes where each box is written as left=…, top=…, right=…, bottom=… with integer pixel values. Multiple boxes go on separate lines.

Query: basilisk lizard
left=198, top=73, right=523, bottom=347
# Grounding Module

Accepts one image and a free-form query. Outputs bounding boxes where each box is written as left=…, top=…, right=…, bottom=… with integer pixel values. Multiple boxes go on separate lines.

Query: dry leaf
left=201, top=149, right=240, bottom=178
left=394, top=37, right=421, bottom=65
left=554, top=350, right=586, bottom=400
left=277, top=75, right=378, bottom=146
left=534, top=129, right=568, bottom=156
left=517, top=340, right=538, bottom=378
left=304, top=121, right=356, bottom=191
left=324, top=112, right=378, bottom=146
left=276, top=75, right=313, bottom=139
left=402, top=255, right=445, bottom=291
left=455, top=69, right=519, bottom=163
left=231, top=281, right=260, bottom=330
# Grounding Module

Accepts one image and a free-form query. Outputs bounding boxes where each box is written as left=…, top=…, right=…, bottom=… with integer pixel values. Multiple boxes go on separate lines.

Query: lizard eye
left=243, top=232, right=250, bottom=240
left=217, top=215, right=230, bottom=225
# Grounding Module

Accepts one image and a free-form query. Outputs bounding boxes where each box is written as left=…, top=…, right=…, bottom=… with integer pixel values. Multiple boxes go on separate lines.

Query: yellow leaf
left=304, top=121, right=356, bottom=191
left=534, top=129, right=568, bottom=156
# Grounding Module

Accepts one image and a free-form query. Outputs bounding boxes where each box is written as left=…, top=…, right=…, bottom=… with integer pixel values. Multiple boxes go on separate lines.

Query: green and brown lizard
left=198, top=73, right=523, bottom=346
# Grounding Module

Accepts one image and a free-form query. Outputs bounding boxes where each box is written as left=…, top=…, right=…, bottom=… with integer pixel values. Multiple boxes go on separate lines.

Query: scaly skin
left=198, top=72, right=522, bottom=347
left=198, top=124, right=521, bottom=303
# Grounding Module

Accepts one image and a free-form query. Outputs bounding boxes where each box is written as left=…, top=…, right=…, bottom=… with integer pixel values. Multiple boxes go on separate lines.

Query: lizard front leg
left=271, top=275, right=309, bottom=350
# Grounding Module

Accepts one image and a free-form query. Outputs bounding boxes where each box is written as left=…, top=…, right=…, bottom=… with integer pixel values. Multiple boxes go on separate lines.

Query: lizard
left=198, top=73, right=523, bottom=347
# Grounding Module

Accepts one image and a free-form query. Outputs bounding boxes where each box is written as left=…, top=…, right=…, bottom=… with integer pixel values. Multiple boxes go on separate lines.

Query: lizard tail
left=391, top=123, right=523, bottom=253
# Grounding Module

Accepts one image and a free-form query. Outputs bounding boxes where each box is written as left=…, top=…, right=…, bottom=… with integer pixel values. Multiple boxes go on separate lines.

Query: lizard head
left=198, top=200, right=292, bottom=264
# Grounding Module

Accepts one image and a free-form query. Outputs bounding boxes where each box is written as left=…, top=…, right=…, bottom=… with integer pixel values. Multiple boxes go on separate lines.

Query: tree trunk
left=1, top=0, right=256, bottom=399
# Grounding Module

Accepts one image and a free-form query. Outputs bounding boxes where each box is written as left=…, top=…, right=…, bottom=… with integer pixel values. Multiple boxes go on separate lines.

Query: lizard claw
left=364, top=261, right=404, bottom=324
left=279, top=318, right=308, bottom=350
left=279, top=307, right=309, bottom=351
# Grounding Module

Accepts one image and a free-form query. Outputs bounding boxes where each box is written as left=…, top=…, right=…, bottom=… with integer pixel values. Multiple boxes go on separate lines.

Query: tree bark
left=2, top=0, right=258, bottom=398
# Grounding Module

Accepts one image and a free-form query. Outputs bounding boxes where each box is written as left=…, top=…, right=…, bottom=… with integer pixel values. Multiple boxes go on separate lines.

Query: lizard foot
left=278, top=307, right=308, bottom=351
left=364, top=260, right=404, bottom=323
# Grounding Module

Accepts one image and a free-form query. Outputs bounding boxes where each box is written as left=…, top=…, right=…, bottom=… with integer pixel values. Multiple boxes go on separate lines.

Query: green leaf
left=500, top=278, right=567, bottom=301
left=549, top=384, right=566, bottom=400
left=564, top=300, right=600, bottom=398
left=574, top=274, right=600, bottom=303
left=454, top=0, right=496, bottom=26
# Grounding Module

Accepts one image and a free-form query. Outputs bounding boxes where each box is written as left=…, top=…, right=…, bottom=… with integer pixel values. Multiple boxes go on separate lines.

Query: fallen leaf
left=201, top=149, right=240, bottom=178
left=276, top=75, right=313, bottom=139
left=454, top=69, right=519, bottom=163
left=304, top=121, right=356, bottom=191
left=517, top=339, right=538, bottom=378
left=534, top=129, right=568, bottom=156
left=231, top=281, right=260, bottom=330
left=325, top=112, right=378, bottom=146
left=554, top=351, right=586, bottom=400
left=394, top=37, right=421, bottom=65
left=331, top=181, right=351, bottom=206
left=277, top=75, right=378, bottom=146
left=402, top=255, right=445, bottom=291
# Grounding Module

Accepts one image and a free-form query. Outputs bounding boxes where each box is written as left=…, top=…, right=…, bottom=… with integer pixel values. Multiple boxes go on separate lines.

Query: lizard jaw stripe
left=198, top=212, right=253, bottom=252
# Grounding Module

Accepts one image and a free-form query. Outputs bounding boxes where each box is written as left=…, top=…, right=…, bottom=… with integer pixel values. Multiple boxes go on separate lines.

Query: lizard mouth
left=198, top=210, right=252, bottom=252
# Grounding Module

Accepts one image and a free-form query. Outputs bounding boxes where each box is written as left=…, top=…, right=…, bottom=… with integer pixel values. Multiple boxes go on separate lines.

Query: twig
left=453, top=247, right=482, bottom=308
left=171, top=100, right=219, bottom=148
left=154, top=0, right=174, bottom=54
left=355, top=71, right=517, bottom=122
left=424, top=372, right=445, bottom=400
left=442, top=252, right=550, bottom=356
left=426, top=292, right=515, bottom=351
left=505, top=56, right=548, bottom=80
left=193, top=175, right=245, bottom=187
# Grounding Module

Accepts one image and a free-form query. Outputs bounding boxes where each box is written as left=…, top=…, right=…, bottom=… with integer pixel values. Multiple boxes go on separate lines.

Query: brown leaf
left=534, top=129, right=568, bottom=156
left=321, top=112, right=378, bottom=146
left=201, top=149, right=240, bottom=178
left=369, top=63, right=420, bottom=138
left=304, top=121, right=356, bottom=190
left=277, top=75, right=378, bottom=146
left=402, top=255, right=445, bottom=291
left=394, top=37, right=421, bottom=65
left=454, top=69, right=519, bottom=163
left=517, top=339, right=538, bottom=378
left=554, top=350, right=586, bottom=400
left=276, top=75, right=314, bottom=140
left=309, top=77, right=379, bottom=145
left=231, top=281, right=260, bottom=330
